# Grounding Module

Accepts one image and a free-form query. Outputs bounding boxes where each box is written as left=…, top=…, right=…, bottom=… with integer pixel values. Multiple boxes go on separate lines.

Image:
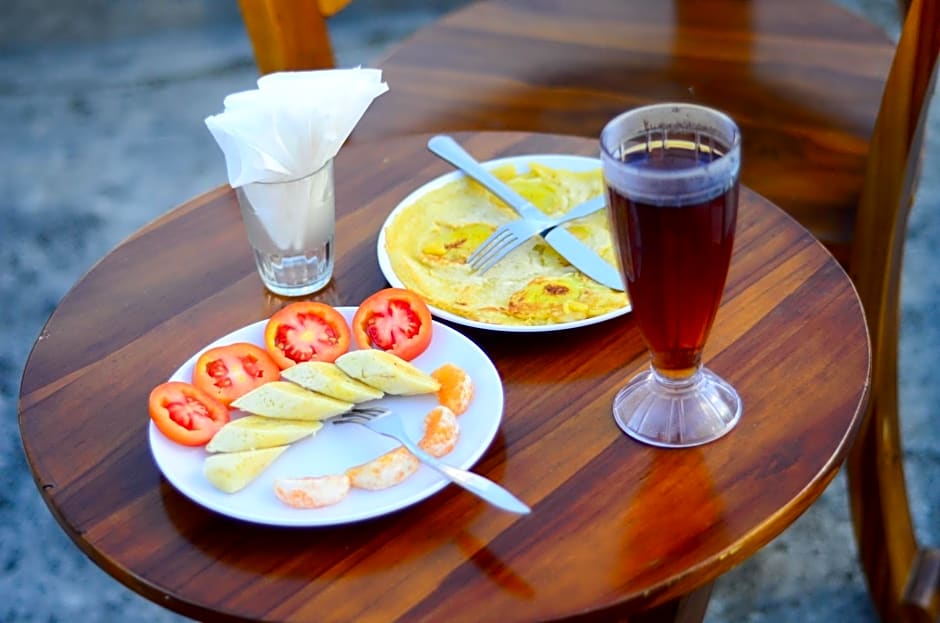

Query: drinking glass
left=600, top=103, right=742, bottom=448
left=235, top=159, right=335, bottom=296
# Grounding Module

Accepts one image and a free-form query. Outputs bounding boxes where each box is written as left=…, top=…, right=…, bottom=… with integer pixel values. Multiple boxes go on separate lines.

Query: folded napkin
left=205, top=68, right=389, bottom=187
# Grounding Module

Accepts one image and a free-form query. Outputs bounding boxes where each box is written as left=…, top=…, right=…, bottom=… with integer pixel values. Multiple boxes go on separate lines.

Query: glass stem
left=650, top=362, right=703, bottom=389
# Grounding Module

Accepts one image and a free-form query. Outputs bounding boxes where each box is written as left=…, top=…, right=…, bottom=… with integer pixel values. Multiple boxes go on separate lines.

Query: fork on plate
left=332, top=406, right=531, bottom=514
left=466, top=195, right=607, bottom=273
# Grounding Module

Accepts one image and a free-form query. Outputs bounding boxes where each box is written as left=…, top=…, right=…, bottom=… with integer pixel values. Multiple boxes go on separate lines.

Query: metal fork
left=332, top=407, right=531, bottom=514
left=467, top=195, right=606, bottom=273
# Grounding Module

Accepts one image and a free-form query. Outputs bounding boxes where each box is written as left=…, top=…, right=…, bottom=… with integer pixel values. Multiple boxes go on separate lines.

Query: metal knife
left=427, top=135, right=625, bottom=291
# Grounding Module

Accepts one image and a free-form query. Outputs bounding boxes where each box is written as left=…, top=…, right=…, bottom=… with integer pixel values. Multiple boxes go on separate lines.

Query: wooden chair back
left=237, top=0, right=352, bottom=74
left=846, top=0, right=940, bottom=620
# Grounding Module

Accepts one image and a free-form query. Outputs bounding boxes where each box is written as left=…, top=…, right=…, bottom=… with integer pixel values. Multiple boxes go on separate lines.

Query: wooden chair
left=846, top=0, right=940, bottom=621
left=235, top=1, right=939, bottom=620
left=237, top=0, right=352, bottom=74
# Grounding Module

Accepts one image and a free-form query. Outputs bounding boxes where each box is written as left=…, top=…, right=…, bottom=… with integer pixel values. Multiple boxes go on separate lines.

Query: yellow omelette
left=384, top=162, right=629, bottom=326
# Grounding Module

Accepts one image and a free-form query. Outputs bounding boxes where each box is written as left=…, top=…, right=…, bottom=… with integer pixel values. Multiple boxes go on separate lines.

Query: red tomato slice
left=192, top=342, right=280, bottom=406
left=264, top=301, right=351, bottom=368
left=149, top=381, right=230, bottom=446
left=352, top=288, right=433, bottom=361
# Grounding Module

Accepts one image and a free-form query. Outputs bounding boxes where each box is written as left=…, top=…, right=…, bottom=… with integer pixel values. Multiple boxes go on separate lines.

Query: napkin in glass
left=205, top=67, right=388, bottom=188
left=204, top=68, right=388, bottom=254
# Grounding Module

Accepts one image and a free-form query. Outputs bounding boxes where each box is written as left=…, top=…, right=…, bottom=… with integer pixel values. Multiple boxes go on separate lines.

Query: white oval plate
left=376, top=154, right=631, bottom=333
left=148, top=307, right=504, bottom=527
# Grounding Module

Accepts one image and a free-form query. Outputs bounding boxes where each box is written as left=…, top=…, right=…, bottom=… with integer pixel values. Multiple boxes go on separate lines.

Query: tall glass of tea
left=600, top=103, right=742, bottom=448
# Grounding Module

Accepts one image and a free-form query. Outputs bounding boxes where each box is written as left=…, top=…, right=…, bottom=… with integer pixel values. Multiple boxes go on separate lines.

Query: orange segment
left=274, top=475, right=351, bottom=509
left=419, top=406, right=459, bottom=457
left=431, top=363, right=474, bottom=416
left=346, top=446, right=419, bottom=490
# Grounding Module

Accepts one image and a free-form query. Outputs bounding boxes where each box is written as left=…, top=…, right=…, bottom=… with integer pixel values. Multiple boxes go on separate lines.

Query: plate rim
left=148, top=308, right=504, bottom=527
left=376, top=153, right=631, bottom=333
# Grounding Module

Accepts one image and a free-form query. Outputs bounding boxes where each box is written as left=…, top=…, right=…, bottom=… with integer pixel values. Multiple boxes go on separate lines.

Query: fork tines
left=332, top=406, right=390, bottom=424
left=466, top=229, right=521, bottom=271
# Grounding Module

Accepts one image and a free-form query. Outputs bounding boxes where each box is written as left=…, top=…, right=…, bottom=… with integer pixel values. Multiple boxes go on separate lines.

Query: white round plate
left=376, top=154, right=631, bottom=333
left=148, top=307, right=503, bottom=527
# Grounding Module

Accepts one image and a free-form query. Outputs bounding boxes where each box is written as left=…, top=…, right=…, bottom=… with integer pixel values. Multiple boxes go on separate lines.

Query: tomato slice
left=149, top=381, right=230, bottom=446
left=192, top=342, right=280, bottom=406
left=352, top=288, right=433, bottom=361
left=264, top=301, right=351, bottom=368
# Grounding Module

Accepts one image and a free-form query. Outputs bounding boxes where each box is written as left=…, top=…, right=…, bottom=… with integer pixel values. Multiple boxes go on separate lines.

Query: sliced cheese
left=281, top=361, right=384, bottom=403
left=231, top=381, right=352, bottom=421
left=335, top=349, right=440, bottom=395
left=203, top=446, right=288, bottom=493
left=206, top=415, right=323, bottom=453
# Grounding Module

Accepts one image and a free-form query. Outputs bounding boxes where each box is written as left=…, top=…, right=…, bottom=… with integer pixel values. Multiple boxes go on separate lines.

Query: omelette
left=384, top=161, right=629, bottom=326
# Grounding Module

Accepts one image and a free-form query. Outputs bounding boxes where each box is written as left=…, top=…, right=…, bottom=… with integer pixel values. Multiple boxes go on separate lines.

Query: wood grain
left=18, top=132, right=870, bottom=622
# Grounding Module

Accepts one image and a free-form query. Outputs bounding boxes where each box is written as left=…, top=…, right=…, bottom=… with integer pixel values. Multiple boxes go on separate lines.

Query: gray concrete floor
left=1, top=1, right=937, bottom=622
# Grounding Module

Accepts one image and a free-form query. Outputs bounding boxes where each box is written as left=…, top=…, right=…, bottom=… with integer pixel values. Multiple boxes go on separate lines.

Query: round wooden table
left=18, top=132, right=870, bottom=622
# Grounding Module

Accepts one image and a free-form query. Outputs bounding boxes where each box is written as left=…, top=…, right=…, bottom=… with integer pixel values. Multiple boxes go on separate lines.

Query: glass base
left=252, top=241, right=332, bottom=297
left=612, top=366, right=741, bottom=448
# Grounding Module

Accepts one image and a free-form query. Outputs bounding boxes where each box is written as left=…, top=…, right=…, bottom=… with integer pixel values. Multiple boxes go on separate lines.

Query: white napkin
left=205, top=68, right=388, bottom=187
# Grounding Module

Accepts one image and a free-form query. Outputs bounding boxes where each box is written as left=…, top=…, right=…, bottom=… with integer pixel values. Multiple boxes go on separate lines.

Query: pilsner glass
left=600, top=103, right=742, bottom=448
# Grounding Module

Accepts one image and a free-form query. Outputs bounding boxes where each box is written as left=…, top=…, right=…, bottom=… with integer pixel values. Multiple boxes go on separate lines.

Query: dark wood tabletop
left=18, top=132, right=870, bottom=623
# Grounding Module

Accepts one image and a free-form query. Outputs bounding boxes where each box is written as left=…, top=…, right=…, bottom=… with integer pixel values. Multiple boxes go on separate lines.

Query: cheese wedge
left=281, top=361, right=384, bottom=403
left=203, top=446, right=288, bottom=493
left=232, top=381, right=352, bottom=421
left=206, top=415, right=323, bottom=453
left=335, top=349, right=441, bottom=395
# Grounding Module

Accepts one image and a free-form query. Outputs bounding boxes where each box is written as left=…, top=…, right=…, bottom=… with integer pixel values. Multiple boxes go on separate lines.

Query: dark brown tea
left=606, top=139, right=738, bottom=378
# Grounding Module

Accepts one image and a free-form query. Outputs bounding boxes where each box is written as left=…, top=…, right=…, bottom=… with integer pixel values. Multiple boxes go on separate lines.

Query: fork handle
left=428, top=135, right=543, bottom=221
left=397, top=434, right=531, bottom=515
left=422, top=452, right=532, bottom=515
left=429, top=135, right=606, bottom=229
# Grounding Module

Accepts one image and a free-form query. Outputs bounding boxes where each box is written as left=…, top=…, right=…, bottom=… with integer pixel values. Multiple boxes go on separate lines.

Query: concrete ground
left=1, top=1, right=936, bottom=621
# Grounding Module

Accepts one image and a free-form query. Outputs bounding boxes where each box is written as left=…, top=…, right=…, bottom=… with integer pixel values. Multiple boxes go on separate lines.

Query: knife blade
left=543, top=227, right=624, bottom=289
left=427, top=135, right=625, bottom=291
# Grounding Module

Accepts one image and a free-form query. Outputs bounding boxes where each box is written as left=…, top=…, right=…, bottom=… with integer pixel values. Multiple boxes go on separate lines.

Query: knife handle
left=427, top=135, right=541, bottom=220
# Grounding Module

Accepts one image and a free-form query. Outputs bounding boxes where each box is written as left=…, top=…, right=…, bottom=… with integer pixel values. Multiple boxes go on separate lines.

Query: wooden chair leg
left=847, top=394, right=920, bottom=623
left=847, top=249, right=940, bottom=623
left=630, top=582, right=714, bottom=623
left=237, top=0, right=336, bottom=74
left=902, top=548, right=940, bottom=623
